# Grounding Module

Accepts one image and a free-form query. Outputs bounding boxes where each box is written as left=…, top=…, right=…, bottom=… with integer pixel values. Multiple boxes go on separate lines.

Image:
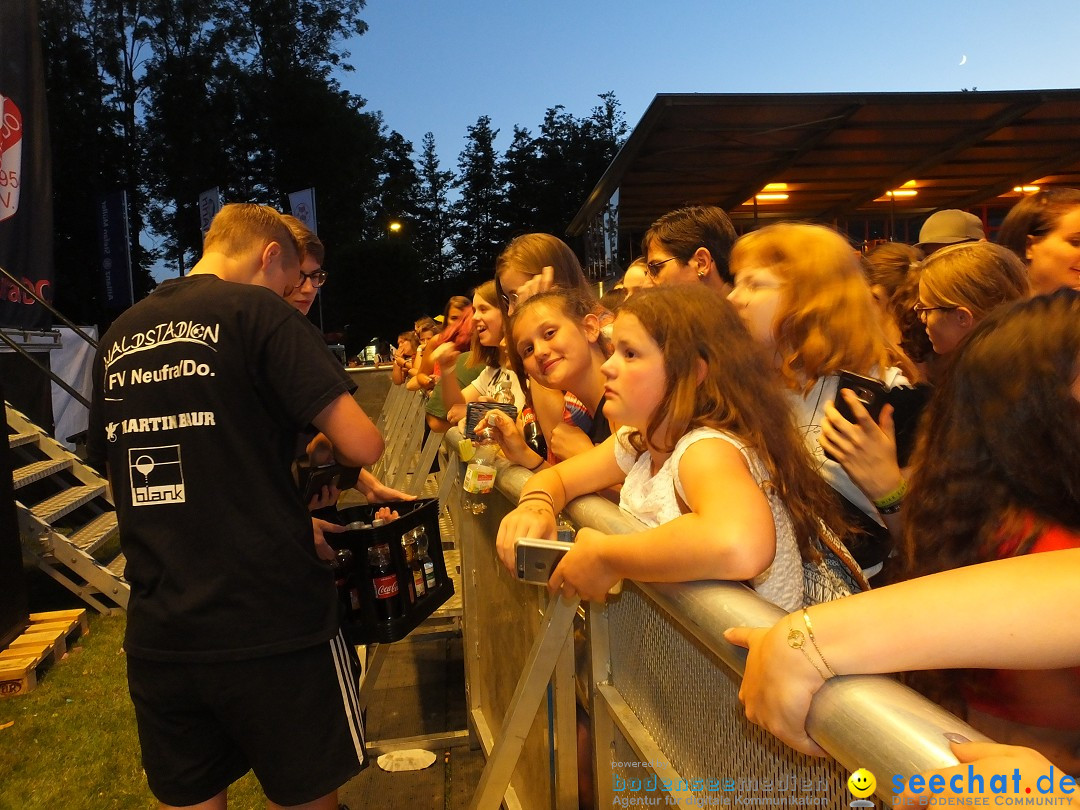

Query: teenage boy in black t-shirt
left=88, top=203, right=384, bottom=810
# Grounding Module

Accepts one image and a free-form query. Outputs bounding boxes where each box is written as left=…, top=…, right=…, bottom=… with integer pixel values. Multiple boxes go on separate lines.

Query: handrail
left=0, top=264, right=99, bottom=349
left=448, top=428, right=986, bottom=805
left=0, top=329, right=91, bottom=409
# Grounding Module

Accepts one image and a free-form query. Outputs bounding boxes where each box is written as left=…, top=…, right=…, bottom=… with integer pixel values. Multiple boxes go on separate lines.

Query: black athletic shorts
left=127, top=632, right=366, bottom=807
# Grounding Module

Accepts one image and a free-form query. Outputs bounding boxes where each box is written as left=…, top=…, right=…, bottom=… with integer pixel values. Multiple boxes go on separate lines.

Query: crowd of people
left=387, top=191, right=1079, bottom=800
left=86, top=187, right=1080, bottom=806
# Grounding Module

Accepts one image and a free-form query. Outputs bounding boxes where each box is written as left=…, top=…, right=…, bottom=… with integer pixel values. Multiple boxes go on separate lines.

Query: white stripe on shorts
left=330, top=631, right=366, bottom=758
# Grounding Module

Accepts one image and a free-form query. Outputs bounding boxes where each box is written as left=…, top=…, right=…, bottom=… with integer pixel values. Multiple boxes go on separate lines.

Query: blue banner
left=98, top=190, right=133, bottom=310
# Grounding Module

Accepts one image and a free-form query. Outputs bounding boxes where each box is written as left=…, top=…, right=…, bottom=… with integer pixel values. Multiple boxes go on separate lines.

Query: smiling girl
left=434, top=281, right=526, bottom=424
left=494, top=289, right=614, bottom=468
left=496, top=286, right=860, bottom=609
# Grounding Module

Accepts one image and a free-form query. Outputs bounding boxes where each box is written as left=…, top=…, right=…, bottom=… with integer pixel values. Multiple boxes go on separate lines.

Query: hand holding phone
left=515, top=537, right=573, bottom=584
left=465, top=402, right=518, bottom=440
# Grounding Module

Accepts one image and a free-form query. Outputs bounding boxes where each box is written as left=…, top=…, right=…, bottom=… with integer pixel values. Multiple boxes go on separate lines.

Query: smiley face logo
left=848, top=768, right=876, bottom=799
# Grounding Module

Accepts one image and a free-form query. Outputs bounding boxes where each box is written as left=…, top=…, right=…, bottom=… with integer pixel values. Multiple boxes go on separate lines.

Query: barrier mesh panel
left=606, top=587, right=852, bottom=806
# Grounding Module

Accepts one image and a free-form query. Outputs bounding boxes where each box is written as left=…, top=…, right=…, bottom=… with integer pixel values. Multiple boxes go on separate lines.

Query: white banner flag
left=198, top=187, right=222, bottom=233
left=288, top=187, right=317, bottom=234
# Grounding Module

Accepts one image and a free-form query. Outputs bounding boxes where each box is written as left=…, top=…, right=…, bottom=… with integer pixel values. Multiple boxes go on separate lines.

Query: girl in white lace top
left=496, top=286, right=850, bottom=609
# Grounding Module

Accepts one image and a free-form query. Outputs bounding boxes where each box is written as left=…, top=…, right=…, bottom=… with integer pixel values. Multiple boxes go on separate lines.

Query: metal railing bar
left=0, top=265, right=99, bottom=349
left=0, top=330, right=91, bottom=409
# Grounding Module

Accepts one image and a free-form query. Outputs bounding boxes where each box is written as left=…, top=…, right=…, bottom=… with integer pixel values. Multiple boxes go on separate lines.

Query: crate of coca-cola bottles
left=326, top=498, right=453, bottom=644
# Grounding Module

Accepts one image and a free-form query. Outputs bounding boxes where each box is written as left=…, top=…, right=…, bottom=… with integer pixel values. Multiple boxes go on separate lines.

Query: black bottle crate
left=327, top=498, right=453, bottom=644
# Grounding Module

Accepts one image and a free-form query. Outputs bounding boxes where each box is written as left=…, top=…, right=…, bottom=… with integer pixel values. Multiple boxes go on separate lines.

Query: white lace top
left=613, top=426, right=804, bottom=611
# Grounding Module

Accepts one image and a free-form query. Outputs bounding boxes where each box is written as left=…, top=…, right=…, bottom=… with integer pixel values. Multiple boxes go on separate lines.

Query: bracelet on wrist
left=872, top=478, right=907, bottom=509
left=518, top=491, right=555, bottom=510
left=877, top=500, right=903, bottom=515
left=786, top=610, right=836, bottom=682
left=525, top=454, right=545, bottom=472
left=801, top=609, right=836, bottom=677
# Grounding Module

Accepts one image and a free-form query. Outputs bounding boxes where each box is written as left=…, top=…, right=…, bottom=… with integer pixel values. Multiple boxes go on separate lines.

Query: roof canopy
left=568, top=89, right=1080, bottom=237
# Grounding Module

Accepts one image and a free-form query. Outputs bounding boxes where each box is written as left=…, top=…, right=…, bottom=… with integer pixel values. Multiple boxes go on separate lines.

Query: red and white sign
left=0, top=94, right=23, bottom=223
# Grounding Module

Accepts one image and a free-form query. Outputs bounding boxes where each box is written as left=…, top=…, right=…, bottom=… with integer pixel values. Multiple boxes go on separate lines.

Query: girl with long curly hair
left=495, top=286, right=863, bottom=609
left=900, top=288, right=1080, bottom=772
left=727, top=222, right=913, bottom=572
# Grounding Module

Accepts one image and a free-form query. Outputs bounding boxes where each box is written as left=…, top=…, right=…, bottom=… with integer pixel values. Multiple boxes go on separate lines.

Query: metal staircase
left=6, top=402, right=129, bottom=614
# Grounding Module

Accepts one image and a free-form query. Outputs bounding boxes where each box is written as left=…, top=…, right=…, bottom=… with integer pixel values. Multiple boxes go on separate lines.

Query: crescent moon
left=959, top=55, right=967, bottom=65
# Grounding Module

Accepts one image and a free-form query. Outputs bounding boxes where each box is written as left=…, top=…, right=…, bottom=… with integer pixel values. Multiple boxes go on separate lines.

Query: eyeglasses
left=645, top=257, right=679, bottom=278
left=297, top=269, right=328, bottom=288
left=913, top=303, right=956, bottom=320
left=500, top=292, right=520, bottom=308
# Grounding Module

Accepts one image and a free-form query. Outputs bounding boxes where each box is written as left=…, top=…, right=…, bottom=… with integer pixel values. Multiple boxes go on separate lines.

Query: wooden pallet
left=0, top=609, right=89, bottom=699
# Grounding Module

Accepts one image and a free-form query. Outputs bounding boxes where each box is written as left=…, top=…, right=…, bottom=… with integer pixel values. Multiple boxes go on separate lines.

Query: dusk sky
left=341, top=0, right=1080, bottom=166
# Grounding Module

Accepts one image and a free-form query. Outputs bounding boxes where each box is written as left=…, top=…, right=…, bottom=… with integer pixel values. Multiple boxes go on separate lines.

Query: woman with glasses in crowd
left=818, top=242, right=1030, bottom=536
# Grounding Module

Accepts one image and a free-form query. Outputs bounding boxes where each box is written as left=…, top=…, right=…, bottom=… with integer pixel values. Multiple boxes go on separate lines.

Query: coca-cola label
left=0, top=94, right=23, bottom=223
left=373, top=574, right=399, bottom=599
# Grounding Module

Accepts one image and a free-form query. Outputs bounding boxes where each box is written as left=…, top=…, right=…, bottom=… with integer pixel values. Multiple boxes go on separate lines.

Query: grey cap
left=916, top=210, right=985, bottom=249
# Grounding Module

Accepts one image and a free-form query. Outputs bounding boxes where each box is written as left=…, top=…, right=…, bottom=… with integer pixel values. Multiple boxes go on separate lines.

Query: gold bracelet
left=786, top=624, right=830, bottom=681
left=801, top=609, right=837, bottom=678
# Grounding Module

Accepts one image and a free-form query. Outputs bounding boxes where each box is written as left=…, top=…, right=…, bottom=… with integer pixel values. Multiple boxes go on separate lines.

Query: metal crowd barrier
left=440, top=429, right=986, bottom=810
left=369, top=382, right=444, bottom=497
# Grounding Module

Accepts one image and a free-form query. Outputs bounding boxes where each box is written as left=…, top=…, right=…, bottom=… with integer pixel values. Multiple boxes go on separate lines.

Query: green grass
left=0, top=612, right=264, bottom=810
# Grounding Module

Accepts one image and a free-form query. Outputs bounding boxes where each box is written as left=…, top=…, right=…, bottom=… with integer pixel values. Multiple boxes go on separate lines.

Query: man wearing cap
left=915, top=209, right=986, bottom=256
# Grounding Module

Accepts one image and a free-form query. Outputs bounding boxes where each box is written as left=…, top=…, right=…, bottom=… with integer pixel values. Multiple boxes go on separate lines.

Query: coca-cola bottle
left=521, top=406, right=547, bottom=460
left=367, top=543, right=403, bottom=621
left=331, top=548, right=362, bottom=613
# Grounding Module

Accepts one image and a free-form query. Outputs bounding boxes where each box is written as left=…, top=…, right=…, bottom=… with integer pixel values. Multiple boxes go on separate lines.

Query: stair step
left=13, top=458, right=74, bottom=490
left=9, top=431, right=37, bottom=449
left=31, top=485, right=106, bottom=525
left=105, top=553, right=127, bottom=578
left=69, top=512, right=120, bottom=554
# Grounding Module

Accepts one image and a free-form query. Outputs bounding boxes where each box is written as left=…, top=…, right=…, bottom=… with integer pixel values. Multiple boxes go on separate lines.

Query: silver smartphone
left=515, top=537, right=573, bottom=584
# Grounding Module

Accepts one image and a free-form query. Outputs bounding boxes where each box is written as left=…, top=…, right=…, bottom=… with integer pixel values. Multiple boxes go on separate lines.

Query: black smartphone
left=888, top=383, right=932, bottom=467
left=298, top=461, right=361, bottom=503
left=833, top=371, right=889, bottom=425
left=827, top=371, right=932, bottom=467
left=464, top=402, right=518, bottom=440
left=824, top=371, right=888, bottom=463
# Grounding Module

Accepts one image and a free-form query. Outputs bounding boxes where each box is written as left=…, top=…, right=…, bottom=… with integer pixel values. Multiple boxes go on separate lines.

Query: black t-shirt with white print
left=87, top=275, right=356, bottom=662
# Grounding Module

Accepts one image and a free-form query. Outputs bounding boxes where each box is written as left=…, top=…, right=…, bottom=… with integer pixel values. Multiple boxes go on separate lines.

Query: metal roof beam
left=814, top=99, right=1044, bottom=220
left=946, top=144, right=1080, bottom=210
left=719, top=104, right=865, bottom=211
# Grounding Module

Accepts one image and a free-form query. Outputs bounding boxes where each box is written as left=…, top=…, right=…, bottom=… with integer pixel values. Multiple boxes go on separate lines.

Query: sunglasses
left=645, top=257, right=679, bottom=278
